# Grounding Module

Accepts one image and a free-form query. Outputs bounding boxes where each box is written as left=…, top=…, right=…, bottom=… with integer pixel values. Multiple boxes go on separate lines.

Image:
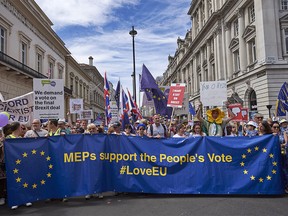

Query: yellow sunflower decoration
left=206, top=108, right=225, bottom=124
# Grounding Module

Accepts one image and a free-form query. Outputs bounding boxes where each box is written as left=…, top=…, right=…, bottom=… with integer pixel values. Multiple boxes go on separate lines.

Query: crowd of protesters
left=0, top=102, right=288, bottom=209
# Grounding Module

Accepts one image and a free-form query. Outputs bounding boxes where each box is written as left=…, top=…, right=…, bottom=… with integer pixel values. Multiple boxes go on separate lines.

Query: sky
left=35, top=0, right=191, bottom=103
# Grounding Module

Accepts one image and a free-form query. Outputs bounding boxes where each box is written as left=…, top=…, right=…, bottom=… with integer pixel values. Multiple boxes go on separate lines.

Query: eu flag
left=140, top=64, right=172, bottom=117
left=275, top=82, right=288, bottom=116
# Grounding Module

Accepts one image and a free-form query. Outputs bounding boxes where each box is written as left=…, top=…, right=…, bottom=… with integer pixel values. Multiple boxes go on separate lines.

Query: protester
left=190, top=124, right=206, bottom=137
left=46, top=119, right=61, bottom=136
left=58, top=119, right=70, bottom=134
left=24, top=119, right=48, bottom=138
left=245, top=121, right=258, bottom=137
left=225, top=122, right=238, bottom=137
left=112, top=121, right=122, bottom=135
left=0, top=129, right=6, bottom=206
left=173, top=124, right=187, bottom=138
left=5, top=122, right=32, bottom=209
left=147, top=114, right=167, bottom=138
left=136, top=124, right=147, bottom=137
left=80, top=120, right=88, bottom=133
left=196, top=102, right=235, bottom=136
left=258, top=120, right=273, bottom=135
left=87, top=123, right=98, bottom=134
left=123, top=124, right=135, bottom=136
left=253, top=113, right=264, bottom=129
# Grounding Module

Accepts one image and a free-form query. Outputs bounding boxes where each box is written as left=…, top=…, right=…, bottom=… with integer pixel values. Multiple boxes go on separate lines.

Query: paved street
left=0, top=192, right=288, bottom=216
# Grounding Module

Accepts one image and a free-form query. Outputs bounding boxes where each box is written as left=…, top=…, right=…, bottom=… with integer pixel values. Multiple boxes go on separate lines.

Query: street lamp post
left=266, top=105, right=272, bottom=118
left=129, top=26, right=137, bottom=103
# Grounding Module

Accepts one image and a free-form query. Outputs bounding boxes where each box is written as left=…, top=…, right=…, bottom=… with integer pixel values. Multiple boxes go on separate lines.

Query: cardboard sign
left=33, top=79, right=64, bottom=119
left=70, top=98, right=83, bottom=114
left=200, top=81, right=227, bottom=106
left=228, top=103, right=249, bottom=121
left=167, top=83, right=185, bottom=108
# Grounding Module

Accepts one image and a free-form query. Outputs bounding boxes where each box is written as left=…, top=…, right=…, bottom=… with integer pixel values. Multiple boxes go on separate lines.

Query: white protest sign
left=110, top=101, right=119, bottom=122
left=70, top=98, right=83, bottom=114
left=0, top=92, right=34, bottom=125
left=80, top=110, right=93, bottom=120
left=33, top=79, right=64, bottom=119
left=200, top=81, right=227, bottom=106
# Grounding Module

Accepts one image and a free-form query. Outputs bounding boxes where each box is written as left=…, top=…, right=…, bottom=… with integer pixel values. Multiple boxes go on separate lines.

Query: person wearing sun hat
left=196, top=101, right=235, bottom=136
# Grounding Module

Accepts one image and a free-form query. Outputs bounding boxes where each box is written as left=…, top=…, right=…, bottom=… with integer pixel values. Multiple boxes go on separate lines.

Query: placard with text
left=33, top=79, right=64, bottom=119
left=167, top=83, right=185, bottom=108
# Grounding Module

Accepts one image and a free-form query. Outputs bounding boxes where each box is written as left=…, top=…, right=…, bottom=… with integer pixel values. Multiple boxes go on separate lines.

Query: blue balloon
left=0, top=113, right=9, bottom=127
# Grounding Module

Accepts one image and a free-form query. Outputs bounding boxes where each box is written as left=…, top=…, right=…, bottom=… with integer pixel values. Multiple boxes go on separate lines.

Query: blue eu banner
left=5, top=134, right=284, bottom=207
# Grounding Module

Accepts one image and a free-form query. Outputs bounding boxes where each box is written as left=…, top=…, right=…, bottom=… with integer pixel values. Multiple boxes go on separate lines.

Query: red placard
left=167, top=83, right=185, bottom=108
left=228, top=103, right=248, bottom=121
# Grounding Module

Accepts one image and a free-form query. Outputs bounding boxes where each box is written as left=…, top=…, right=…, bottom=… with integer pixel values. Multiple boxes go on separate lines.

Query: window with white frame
left=70, top=77, right=74, bottom=92
left=0, top=26, right=6, bottom=52
left=249, top=4, right=255, bottom=23
left=21, top=42, right=27, bottom=64
left=248, top=39, right=257, bottom=63
left=48, top=61, right=54, bottom=79
left=36, top=53, right=42, bottom=73
left=281, top=0, right=288, bottom=10
left=58, top=65, right=63, bottom=79
left=284, top=28, right=288, bottom=54
left=233, top=50, right=240, bottom=72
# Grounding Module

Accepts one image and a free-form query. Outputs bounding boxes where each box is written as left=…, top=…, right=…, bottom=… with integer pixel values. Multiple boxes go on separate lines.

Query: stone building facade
left=161, top=0, right=288, bottom=119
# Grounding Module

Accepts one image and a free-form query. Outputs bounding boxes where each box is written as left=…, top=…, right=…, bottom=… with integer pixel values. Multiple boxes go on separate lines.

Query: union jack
left=127, top=88, right=142, bottom=121
left=104, top=72, right=112, bottom=125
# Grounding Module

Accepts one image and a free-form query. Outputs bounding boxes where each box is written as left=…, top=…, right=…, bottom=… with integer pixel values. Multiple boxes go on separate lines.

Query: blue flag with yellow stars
left=275, top=82, right=288, bottom=116
left=4, top=134, right=284, bottom=207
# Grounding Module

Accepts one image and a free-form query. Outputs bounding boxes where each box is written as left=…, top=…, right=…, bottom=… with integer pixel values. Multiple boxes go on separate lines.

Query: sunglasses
left=272, top=126, right=279, bottom=129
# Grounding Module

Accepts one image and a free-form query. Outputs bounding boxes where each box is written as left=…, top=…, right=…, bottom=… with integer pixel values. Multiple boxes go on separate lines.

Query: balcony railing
left=0, top=51, right=47, bottom=78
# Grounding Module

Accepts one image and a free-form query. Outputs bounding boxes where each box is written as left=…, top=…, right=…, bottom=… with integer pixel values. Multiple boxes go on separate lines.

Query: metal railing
left=0, top=51, right=47, bottom=78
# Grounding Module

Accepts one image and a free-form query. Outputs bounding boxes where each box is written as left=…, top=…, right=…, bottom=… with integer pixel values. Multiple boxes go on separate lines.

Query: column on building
left=238, top=9, right=247, bottom=73
left=204, top=0, right=208, bottom=23
left=192, top=56, right=197, bottom=94
left=224, top=22, right=233, bottom=80
left=200, top=47, right=205, bottom=81
left=221, top=19, right=227, bottom=81
left=206, top=39, right=211, bottom=81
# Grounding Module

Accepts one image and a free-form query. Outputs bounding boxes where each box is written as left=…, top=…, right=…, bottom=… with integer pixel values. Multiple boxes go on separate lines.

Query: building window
left=36, top=53, right=42, bottom=73
left=80, top=83, right=82, bottom=97
left=285, top=28, right=288, bottom=54
left=233, top=19, right=239, bottom=37
left=281, top=0, right=288, bottom=10
left=48, top=62, right=54, bottom=79
left=233, top=50, right=240, bottom=72
left=249, top=4, right=255, bottom=23
left=248, top=39, right=257, bottom=63
left=21, top=42, right=27, bottom=64
left=70, top=77, right=73, bottom=92
left=0, top=27, right=6, bottom=52
left=249, top=90, right=258, bottom=111
left=58, top=66, right=63, bottom=79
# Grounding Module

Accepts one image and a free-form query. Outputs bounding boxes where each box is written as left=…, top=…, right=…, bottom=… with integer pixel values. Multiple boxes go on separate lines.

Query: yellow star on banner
left=269, top=154, right=274, bottom=158
left=272, top=169, right=277, bottom=174
left=243, top=170, right=248, bottom=174
left=16, top=159, right=21, bottom=165
left=22, top=152, right=28, bottom=157
left=259, top=178, right=264, bottom=183
left=40, top=180, right=46, bottom=185
left=23, top=183, right=28, bottom=188
left=32, top=183, right=37, bottom=189
left=47, top=172, right=52, bottom=178
left=247, top=148, right=252, bottom=153
left=13, top=168, right=19, bottom=174
left=49, top=164, right=53, bottom=169
left=40, top=151, right=45, bottom=156
left=272, top=161, right=277, bottom=166
left=16, top=177, right=21, bottom=183
left=240, top=162, right=245, bottom=167
left=31, top=149, right=37, bottom=154
left=266, top=175, right=272, bottom=180
left=250, top=175, right=255, bottom=180
left=262, top=148, right=267, bottom=153
left=242, top=154, right=246, bottom=159
left=254, top=146, right=259, bottom=151
left=46, top=156, right=51, bottom=161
